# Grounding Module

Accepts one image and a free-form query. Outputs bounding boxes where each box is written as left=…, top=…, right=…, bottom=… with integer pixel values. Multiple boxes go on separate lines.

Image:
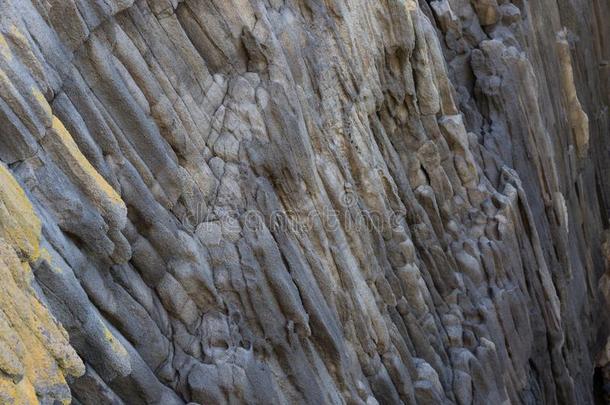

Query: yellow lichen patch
left=0, top=165, right=84, bottom=403
left=15, top=377, right=39, bottom=405
left=39, top=248, right=52, bottom=264
left=14, top=261, right=34, bottom=290
left=31, top=86, right=52, bottom=125
left=0, top=339, right=23, bottom=379
left=0, top=163, right=41, bottom=261
left=0, top=239, right=84, bottom=404
left=6, top=24, right=49, bottom=104
left=0, top=32, right=12, bottom=60
left=103, top=326, right=129, bottom=358
left=0, top=65, right=51, bottom=136
left=38, top=247, right=63, bottom=272
left=9, top=25, right=28, bottom=47
left=402, top=0, right=417, bottom=11
left=17, top=325, right=69, bottom=390
left=0, top=377, right=39, bottom=405
left=50, top=116, right=124, bottom=207
left=0, top=68, right=26, bottom=120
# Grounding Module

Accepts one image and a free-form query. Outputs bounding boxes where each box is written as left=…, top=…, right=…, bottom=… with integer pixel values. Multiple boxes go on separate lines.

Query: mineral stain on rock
left=0, top=0, right=608, bottom=404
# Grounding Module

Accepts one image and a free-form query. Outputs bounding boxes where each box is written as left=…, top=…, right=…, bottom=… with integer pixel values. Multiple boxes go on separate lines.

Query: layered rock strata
left=0, top=0, right=608, bottom=403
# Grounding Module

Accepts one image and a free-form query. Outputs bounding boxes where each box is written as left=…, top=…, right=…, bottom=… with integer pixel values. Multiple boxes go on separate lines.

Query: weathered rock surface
left=0, top=0, right=608, bottom=403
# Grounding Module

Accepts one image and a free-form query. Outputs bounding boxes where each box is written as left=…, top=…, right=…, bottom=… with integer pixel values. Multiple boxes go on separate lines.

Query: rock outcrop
left=0, top=0, right=608, bottom=403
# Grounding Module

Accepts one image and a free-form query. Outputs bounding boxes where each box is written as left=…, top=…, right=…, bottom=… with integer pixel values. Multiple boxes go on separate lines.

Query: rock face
left=0, top=0, right=608, bottom=403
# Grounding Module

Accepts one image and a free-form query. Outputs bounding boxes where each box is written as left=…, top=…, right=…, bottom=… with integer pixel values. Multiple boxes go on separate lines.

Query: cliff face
left=0, top=0, right=608, bottom=403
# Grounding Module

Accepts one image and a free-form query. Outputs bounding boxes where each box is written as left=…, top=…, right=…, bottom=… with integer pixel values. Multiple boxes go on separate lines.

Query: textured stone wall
left=0, top=0, right=608, bottom=403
